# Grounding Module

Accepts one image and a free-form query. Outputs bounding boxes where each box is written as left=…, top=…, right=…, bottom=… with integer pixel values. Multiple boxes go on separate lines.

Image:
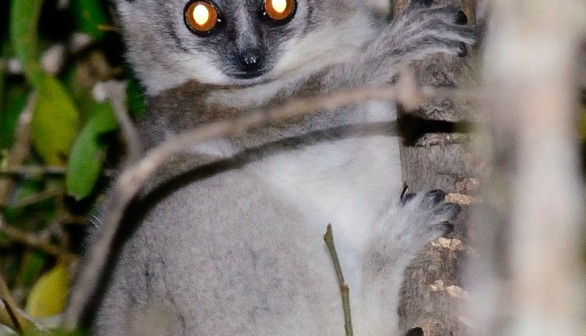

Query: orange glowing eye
left=264, top=0, right=296, bottom=21
left=185, top=1, right=219, bottom=33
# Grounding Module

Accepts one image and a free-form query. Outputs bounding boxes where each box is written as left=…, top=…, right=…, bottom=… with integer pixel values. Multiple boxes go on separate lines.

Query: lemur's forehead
left=152, top=0, right=274, bottom=10
left=214, top=0, right=268, bottom=10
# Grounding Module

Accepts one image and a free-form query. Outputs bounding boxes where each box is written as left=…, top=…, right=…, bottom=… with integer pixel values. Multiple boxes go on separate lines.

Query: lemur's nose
left=238, top=49, right=264, bottom=72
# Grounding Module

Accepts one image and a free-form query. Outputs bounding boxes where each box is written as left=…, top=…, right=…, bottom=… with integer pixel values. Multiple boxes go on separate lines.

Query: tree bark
left=395, top=1, right=479, bottom=335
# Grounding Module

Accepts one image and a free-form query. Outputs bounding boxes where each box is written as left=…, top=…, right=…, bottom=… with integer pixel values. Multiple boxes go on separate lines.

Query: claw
left=457, top=42, right=468, bottom=57
left=434, top=202, right=462, bottom=218
left=401, top=193, right=417, bottom=205
left=423, top=189, right=446, bottom=207
left=437, top=221, right=455, bottom=235
left=455, top=10, right=468, bottom=25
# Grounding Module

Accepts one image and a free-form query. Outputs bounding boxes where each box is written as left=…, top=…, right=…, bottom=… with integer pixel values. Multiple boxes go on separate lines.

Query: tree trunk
left=395, top=1, right=479, bottom=335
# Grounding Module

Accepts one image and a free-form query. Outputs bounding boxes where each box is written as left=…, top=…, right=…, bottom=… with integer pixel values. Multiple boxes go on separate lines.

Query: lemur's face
left=180, top=0, right=300, bottom=80
left=115, top=0, right=365, bottom=93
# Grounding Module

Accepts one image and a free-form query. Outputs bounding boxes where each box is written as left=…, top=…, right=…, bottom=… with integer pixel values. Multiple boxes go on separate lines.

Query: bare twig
left=0, top=93, right=35, bottom=207
left=97, top=24, right=118, bottom=33
left=63, top=82, right=482, bottom=330
left=324, top=224, right=353, bottom=336
left=93, top=80, right=143, bottom=164
left=0, top=165, right=67, bottom=177
left=14, top=189, right=62, bottom=208
left=0, top=214, right=77, bottom=261
left=0, top=165, right=114, bottom=178
left=0, top=272, right=40, bottom=333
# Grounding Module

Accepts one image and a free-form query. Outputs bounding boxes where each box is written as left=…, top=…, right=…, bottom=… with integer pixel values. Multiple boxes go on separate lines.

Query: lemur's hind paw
left=385, top=188, right=461, bottom=255
left=363, top=188, right=461, bottom=279
left=403, top=189, right=460, bottom=238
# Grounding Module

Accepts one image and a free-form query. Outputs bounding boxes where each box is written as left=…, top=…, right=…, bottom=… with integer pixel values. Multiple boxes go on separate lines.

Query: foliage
left=0, top=0, right=142, bottom=333
left=25, top=262, right=69, bottom=318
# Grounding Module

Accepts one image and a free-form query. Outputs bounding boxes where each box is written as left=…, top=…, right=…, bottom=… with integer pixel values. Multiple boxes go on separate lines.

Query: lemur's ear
left=404, top=327, right=424, bottom=336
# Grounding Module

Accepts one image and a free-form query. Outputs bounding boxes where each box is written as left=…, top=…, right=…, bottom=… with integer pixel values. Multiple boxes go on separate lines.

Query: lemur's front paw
left=387, top=3, right=477, bottom=60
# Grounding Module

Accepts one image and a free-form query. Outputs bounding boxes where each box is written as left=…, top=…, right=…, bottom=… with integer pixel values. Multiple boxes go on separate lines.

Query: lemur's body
left=88, top=0, right=473, bottom=334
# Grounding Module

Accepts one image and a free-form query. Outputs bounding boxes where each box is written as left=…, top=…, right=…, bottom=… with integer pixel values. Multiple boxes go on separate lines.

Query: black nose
left=238, top=49, right=264, bottom=72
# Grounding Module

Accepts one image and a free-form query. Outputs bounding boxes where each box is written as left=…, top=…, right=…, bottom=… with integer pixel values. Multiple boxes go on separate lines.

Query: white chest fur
left=191, top=92, right=404, bottom=290
left=253, top=133, right=402, bottom=289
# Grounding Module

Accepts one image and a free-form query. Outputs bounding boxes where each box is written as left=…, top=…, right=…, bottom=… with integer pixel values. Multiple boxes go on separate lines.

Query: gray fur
left=89, top=0, right=472, bottom=335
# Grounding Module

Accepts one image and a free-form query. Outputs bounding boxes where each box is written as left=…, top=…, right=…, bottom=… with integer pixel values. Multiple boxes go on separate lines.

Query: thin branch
left=14, top=189, right=62, bottom=208
left=62, top=81, right=483, bottom=330
left=0, top=165, right=114, bottom=178
left=0, top=298, right=19, bottom=333
left=94, top=80, right=143, bottom=165
left=97, top=24, right=118, bottom=33
left=0, top=93, right=35, bottom=207
left=324, top=224, right=353, bottom=336
left=0, top=165, right=67, bottom=177
left=0, top=271, right=40, bottom=333
left=0, top=214, right=77, bottom=261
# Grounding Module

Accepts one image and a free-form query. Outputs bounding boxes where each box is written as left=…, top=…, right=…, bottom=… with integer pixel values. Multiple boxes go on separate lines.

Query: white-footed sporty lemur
left=88, top=0, right=474, bottom=334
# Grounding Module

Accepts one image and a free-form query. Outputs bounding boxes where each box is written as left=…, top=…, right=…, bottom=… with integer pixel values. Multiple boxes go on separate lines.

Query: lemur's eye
left=263, top=0, right=296, bottom=22
left=184, top=1, right=219, bottom=34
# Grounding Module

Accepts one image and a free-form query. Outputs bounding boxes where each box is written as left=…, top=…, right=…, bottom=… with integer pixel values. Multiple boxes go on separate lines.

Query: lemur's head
left=115, top=0, right=373, bottom=94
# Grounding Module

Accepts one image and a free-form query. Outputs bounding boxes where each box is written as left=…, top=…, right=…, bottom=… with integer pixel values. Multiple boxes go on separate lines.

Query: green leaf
left=31, top=74, right=80, bottom=165
left=17, top=251, right=46, bottom=290
left=66, top=101, right=117, bottom=200
left=11, top=0, right=81, bottom=164
left=70, top=0, right=108, bottom=40
left=10, top=0, right=44, bottom=86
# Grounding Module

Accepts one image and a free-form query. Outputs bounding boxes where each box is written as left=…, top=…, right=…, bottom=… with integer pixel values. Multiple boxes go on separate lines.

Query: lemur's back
left=87, top=0, right=473, bottom=334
